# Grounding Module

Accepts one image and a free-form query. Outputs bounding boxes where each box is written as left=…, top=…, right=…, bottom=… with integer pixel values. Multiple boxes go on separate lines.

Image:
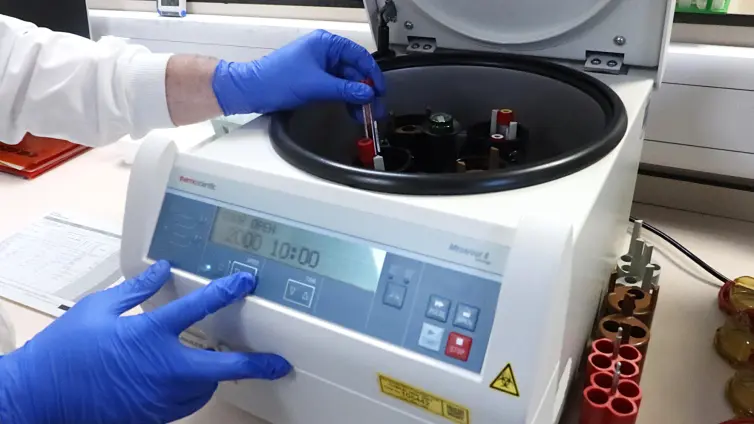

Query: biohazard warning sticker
left=490, top=363, right=520, bottom=397
left=378, top=374, right=470, bottom=424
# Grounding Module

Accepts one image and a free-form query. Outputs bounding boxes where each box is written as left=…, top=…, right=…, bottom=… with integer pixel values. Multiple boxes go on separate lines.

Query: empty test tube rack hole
left=630, top=326, right=647, bottom=338
left=618, top=346, right=639, bottom=361
left=610, top=397, right=635, bottom=414
left=587, top=388, right=609, bottom=405
left=594, top=339, right=614, bottom=354
left=627, top=289, right=645, bottom=300
left=603, top=320, right=620, bottom=332
left=618, top=381, right=640, bottom=398
left=592, top=354, right=612, bottom=369
left=593, top=373, right=613, bottom=389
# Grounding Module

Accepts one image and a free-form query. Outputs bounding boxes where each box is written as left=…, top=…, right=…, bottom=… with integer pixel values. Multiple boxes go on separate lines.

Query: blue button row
left=426, top=295, right=479, bottom=332
left=380, top=285, right=480, bottom=332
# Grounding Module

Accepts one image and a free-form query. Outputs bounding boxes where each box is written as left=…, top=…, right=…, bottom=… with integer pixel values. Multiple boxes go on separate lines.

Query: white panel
left=88, top=10, right=376, bottom=51
left=130, top=38, right=272, bottom=61
left=663, top=43, right=754, bottom=91
left=634, top=174, right=754, bottom=223
left=641, top=140, right=754, bottom=180
left=87, top=0, right=368, bottom=22
left=645, top=82, right=754, bottom=154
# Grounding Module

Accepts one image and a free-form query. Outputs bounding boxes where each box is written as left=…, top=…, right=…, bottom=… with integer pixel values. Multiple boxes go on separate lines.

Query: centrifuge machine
left=121, top=1, right=674, bottom=423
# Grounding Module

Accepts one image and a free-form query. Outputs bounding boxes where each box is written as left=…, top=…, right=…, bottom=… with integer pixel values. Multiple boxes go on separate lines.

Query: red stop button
left=445, top=332, right=473, bottom=362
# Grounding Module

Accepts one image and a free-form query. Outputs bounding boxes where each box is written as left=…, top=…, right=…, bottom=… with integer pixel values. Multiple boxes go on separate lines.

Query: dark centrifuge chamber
left=270, top=53, right=627, bottom=196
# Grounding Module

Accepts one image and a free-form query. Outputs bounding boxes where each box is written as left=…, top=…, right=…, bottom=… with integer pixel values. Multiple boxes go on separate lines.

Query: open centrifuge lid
left=365, top=0, right=675, bottom=69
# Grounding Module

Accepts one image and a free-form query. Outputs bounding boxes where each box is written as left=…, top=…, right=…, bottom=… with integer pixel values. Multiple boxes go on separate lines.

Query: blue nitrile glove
left=212, top=29, right=386, bottom=118
left=0, top=260, right=291, bottom=424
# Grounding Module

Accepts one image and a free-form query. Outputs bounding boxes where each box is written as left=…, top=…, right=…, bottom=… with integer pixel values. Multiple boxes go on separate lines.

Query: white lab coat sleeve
left=0, top=15, right=175, bottom=147
left=0, top=303, right=15, bottom=355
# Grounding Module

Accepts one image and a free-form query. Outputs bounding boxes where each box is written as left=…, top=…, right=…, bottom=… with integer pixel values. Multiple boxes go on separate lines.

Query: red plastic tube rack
left=580, top=371, right=642, bottom=424
left=587, top=338, right=644, bottom=383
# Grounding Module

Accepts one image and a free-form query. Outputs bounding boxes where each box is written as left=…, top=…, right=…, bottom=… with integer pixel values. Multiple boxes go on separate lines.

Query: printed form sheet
left=0, top=212, right=122, bottom=317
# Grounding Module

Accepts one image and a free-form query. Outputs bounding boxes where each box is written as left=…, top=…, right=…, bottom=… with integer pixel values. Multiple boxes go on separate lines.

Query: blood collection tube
left=357, top=138, right=375, bottom=168
left=607, top=397, right=638, bottom=424
left=580, top=387, right=609, bottom=424
left=497, top=109, right=514, bottom=134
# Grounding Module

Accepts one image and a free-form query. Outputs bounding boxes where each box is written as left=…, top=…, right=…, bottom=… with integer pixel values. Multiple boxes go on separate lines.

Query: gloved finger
left=318, top=74, right=375, bottom=105
left=166, top=387, right=216, bottom=422
left=339, top=65, right=365, bottom=83
left=100, top=260, right=172, bottom=315
left=329, top=36, right=386, bottom=96
left=181, top=347, right=292, bottom=381
left=338, top=65, right=386, bottom=122
left=149, top=272, right=256, bottom=334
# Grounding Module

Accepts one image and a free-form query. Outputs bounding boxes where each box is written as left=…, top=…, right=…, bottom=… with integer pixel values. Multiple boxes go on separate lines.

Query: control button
left=403, top=269, right=416, bottom=284
left=383, top=282, right=406, bottom=309
left=445, top=332, right=472, bottom=362
left=426, top=295, right=451, bottom=323
left=283, top=279, right=316, bottom=308
left=418, top=322, right=445, bottom=352
left=230, top=261, right=258, bottom=277
left=453, top=304, right=480, bottom=332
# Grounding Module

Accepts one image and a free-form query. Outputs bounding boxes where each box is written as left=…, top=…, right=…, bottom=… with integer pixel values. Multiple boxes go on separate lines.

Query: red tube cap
left=497, top=109, right=514, bottom=126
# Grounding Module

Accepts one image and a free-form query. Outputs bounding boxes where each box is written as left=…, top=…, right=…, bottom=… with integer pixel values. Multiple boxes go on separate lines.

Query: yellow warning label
left=378, top=374, right=470, bottom=424
left=490, top=363, right=520, bottom=397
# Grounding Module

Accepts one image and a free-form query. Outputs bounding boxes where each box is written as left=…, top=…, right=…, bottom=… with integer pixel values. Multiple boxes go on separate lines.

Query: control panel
left=148, top=191, right=501, bottom=372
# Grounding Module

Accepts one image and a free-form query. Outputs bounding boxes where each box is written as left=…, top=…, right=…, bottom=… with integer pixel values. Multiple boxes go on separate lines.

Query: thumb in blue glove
left=212, top=29, right=386, bottom=115
left=0, top=260, right=290, bottom=424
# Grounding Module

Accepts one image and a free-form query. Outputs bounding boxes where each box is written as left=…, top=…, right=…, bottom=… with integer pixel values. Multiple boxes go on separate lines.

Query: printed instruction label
left=378, top=374, right=470, bottom=424
left=489, top=363, right=520, bottom=397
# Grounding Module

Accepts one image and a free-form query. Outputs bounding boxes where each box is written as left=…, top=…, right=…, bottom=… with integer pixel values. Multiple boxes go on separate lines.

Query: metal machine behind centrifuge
left=121, top=1, right=675, bottom=423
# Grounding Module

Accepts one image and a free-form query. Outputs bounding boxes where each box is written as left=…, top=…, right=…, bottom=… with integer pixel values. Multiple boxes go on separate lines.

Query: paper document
left=0, top=212, right=122, bottom=317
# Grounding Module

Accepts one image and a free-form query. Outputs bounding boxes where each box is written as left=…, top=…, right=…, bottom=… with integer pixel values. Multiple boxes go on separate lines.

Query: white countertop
left=0, top=130, right=745, bottom=424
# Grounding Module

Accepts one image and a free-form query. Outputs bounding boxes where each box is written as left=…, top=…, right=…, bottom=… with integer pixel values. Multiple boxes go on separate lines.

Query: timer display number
left=225, top=229, right=262, bottom=252
left=270, top=241, right=320, bottom=269
left=209, top=207, right=386, bottom=292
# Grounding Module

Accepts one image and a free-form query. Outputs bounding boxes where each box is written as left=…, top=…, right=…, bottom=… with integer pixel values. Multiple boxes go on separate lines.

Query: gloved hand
left=212, top=29, right=386, bottom=116
left=0, top=260, right=291, bottom=424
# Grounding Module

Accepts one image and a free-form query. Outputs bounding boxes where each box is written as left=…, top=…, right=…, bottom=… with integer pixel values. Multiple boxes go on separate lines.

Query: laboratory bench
left=0, top=133, right=748, bottom=424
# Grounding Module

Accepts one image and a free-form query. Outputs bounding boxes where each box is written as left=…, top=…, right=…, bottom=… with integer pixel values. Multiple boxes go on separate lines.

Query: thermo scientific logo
left=179, top=176, right=216, bottom=190
left=448, top=243, right=491, bottom=265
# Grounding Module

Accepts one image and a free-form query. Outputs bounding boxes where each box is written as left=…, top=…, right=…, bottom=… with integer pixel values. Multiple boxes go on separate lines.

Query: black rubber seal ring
left=270, top=52, right=628, bottom=195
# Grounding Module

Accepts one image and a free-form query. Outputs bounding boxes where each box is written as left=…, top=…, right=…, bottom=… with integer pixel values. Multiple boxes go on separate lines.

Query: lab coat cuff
left=126, top=53, right=175, bottom=135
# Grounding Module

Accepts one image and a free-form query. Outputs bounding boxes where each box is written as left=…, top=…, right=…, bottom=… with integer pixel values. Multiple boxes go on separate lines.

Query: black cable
left=629, top=216, right=731, bottom=284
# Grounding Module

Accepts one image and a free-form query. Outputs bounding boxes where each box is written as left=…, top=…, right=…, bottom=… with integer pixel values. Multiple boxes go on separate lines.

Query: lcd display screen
left=210, top=208, right=386, bottom=292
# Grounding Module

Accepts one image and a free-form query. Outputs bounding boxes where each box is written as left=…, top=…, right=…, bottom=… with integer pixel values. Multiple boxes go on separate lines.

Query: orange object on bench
left=0, top=133, right=89, bottom=179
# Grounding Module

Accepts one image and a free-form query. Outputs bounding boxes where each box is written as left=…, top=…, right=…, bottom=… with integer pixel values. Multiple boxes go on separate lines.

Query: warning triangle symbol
left=490, top=363, right=520, bottom=397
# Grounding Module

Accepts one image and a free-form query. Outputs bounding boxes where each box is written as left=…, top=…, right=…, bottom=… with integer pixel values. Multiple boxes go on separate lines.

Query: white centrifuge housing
left=121, top=1, right=674, bottom=423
